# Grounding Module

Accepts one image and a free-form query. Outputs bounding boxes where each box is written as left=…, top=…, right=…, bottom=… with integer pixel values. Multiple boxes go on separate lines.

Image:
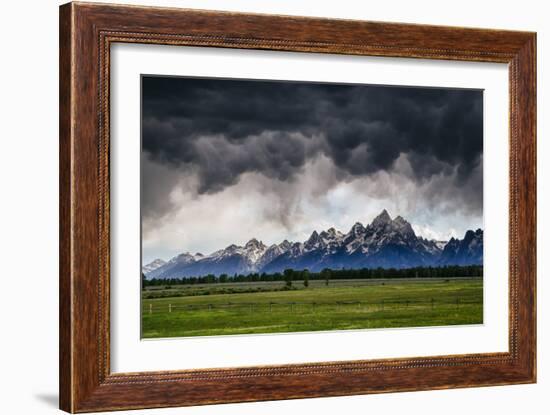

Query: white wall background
left=0, top=1, right=546, bottom=414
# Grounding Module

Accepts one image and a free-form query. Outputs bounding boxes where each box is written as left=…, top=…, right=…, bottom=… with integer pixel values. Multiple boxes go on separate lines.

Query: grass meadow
left=141, top=277, right=483, bottom=338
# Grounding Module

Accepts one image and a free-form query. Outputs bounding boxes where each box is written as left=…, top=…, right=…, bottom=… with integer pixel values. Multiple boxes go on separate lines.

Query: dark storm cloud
left=142, top=76, right=483, bottom=216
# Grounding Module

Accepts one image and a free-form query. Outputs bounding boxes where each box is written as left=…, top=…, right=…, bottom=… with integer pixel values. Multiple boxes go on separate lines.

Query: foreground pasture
left=141, top=278, right=483, bottom=338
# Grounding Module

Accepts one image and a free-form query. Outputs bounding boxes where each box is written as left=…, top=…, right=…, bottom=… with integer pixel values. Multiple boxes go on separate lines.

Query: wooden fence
left=144, top=298, right=479, bottom=314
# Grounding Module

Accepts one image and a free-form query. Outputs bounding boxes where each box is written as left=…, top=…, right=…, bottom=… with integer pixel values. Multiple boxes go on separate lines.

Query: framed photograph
left=59, top=2, right=536, bottom=412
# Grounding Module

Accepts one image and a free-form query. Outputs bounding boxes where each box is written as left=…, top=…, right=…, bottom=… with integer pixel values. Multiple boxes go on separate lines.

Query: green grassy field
left=141, top=278, right=483, bottom=338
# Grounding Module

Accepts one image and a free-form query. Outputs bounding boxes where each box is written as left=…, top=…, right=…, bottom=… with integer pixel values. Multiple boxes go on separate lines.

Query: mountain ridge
left=143, top=210, right=483, bottom=279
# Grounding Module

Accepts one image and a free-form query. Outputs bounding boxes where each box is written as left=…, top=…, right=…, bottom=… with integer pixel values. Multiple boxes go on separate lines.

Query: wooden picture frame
left=59, top=2, right=536, bottom=412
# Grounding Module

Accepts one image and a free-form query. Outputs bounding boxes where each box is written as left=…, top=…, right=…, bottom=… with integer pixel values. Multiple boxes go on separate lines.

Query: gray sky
left=141, top=76, right=483, bottom=264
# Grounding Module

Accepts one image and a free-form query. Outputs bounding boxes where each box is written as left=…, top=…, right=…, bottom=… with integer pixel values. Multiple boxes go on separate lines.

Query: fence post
left=149, top=304, right=152, bottom=314
left=208, top=304, right=212, bottom=312
left=169, top=303, right=172, bottom=313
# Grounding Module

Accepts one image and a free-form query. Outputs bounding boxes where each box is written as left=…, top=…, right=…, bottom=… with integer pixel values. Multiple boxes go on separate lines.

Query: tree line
left=142, top=265, right=483, bottom=288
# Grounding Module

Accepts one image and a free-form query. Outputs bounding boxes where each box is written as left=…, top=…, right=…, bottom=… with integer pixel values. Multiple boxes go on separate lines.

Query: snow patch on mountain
left=142, top=258, right=166, bottom=275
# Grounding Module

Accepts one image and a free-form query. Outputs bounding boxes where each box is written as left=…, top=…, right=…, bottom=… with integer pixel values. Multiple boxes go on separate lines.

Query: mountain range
left=143, top=210, right=483, bottom=279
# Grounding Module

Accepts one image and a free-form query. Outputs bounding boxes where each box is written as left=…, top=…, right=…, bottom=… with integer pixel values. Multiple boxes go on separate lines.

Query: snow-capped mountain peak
left=145, top=211, right=483, bottom=279
left=371, top=209, right=392, bottom=228
left=169, top=252, right=197, bottom=264
left=278, top=239, right=292, bottom=251
left=320, top=227, right=343, bottom=241
left=391, top=215, right=415, bottom=237
left=439, top=229, right=483, bottom=265
left=349, top=222, right=366, bottom=235
left=243, top=238, right=268, bottom=263
left=142, top=258, right=166, bottom=275
left=304, top=231, right=323, bottom=251
left=245, top=238, right=264, bottom=249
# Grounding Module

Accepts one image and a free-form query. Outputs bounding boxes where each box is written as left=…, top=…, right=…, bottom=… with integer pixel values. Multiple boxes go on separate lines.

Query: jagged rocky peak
left=463, top=229, right=483, bottom=248
left=392, top=215, right=415, bottom=236
left=307, top=230, right=320, bottom=242
left=393, top=215, right=407, bottom=226
left=222, top=244, right=240, bottom=254
left=321, top=227, right=343, bottom=240
left=466, top=228, right=483, bottom=239
left=242, top=238, right=267, bottom=264
left=349, top=221, right=366, bottom=236
left=147, top=211, right=483, bottom=278
left=245, top=238, right=266, bottom=250
left=439, top=228, right=483, bottom=265
left=305, top=230, right=322, bottom=249
left=371, top=209, right=392, bottom=228
left=278, top=239, right=292, bottom=250
left=446, top=236, right=458, bottom=246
